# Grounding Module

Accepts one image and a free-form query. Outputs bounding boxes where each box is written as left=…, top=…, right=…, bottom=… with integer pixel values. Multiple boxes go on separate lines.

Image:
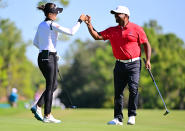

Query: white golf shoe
left=31, top=105, right=43, bottom=121
left=43, top=114, right=61, bottom=123
left=127, top=116, right=135, bottom=125
left=107, top=118, right=123, bottom=125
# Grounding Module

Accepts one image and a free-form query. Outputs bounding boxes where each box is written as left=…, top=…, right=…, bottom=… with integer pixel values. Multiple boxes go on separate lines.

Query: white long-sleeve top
left=33, top=20, right=81, bottom=52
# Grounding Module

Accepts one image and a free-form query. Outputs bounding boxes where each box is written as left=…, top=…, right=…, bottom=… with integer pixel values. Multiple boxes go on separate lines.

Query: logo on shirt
left=128, top=31, right=133, bottom=35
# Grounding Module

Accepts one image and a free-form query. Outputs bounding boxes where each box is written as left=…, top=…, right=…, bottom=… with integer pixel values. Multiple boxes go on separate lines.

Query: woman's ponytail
left=37, top=4, right=45, bottom=11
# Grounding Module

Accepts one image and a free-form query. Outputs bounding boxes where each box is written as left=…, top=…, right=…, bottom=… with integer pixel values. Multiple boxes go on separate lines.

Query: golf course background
left=0, top=1, right=185, bottom=131
left=0, top=0, right=184, bottom=110
left=0, top=108, right=185, bottom=131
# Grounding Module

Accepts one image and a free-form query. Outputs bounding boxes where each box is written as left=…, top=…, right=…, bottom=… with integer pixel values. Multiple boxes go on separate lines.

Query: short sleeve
left=137, top=27, right=148, bottom=44
left=99, top=28, right=112, bottom=40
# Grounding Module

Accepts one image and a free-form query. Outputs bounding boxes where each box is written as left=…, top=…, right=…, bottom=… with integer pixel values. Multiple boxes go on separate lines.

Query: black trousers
left=113, top=60, right=141, bottom=122
left=37, top=51, right=58, bottom=115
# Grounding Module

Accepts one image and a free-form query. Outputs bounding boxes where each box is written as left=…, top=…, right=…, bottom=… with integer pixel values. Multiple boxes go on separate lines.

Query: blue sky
left=0, top=0, right=185, bottom=65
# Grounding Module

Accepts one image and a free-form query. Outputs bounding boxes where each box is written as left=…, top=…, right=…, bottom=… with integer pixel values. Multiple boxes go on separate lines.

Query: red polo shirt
left=100, top=22, right=148, bottom=60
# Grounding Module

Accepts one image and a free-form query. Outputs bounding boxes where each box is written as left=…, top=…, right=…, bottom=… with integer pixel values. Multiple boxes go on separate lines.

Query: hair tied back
left=37, top=4, right=45, bottom=11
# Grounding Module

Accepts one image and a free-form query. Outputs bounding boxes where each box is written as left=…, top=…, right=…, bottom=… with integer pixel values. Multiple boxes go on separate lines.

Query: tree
left=58, top=39, right=111, bottom=107
left=0, top=19, right=38, bottom=99
left=38, top=0, right=69, bottom=6
left=140, top=20, right=185, bottom=109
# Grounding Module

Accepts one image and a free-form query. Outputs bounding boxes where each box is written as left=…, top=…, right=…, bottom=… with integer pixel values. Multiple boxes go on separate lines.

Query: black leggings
left=37, top=51, right=58, bottom=115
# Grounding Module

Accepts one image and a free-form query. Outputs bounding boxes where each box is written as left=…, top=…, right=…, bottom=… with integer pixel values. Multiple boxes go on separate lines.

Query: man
left=85, top=5, right=151, bottom=125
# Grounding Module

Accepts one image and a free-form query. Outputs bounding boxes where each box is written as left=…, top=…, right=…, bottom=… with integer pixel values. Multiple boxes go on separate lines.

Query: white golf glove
left=56, top=55, right=60, bottom=61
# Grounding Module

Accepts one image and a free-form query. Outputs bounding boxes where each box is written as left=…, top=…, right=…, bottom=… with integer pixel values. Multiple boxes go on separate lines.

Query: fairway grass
left=0, top=108, right=185, bottom=131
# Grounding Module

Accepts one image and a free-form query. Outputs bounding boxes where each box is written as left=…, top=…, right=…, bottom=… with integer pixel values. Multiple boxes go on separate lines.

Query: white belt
left=117, top=57, right=141, bottom=63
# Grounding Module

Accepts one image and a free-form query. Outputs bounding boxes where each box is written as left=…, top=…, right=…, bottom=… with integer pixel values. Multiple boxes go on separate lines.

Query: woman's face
left=48, top=13, right=57, bottom=20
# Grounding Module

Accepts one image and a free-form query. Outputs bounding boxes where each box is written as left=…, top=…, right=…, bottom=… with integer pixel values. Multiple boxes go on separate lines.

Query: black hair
left=37, top=3, right=56, bottom=17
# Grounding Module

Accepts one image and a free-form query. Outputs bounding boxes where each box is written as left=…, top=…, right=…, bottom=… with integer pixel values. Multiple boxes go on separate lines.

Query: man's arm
left=143, top=41, right=151, bottom=69
left=85, top=15, right=103, bottom=40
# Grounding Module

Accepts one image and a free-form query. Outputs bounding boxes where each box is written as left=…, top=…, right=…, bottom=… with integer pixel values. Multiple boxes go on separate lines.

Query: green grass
left=0, top=108, right=185, bottom=131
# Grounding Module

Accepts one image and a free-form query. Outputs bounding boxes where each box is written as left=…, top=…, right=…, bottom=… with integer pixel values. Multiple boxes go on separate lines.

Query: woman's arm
left=52, top=14, right=86, bottom=35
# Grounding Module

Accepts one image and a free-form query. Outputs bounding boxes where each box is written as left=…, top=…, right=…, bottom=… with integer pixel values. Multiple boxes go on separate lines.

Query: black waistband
left=40, top=50, right=57, bottom=55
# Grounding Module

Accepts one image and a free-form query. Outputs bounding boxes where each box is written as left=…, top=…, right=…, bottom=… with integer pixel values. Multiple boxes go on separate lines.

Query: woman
left=31, top=3, right=86, bottom=123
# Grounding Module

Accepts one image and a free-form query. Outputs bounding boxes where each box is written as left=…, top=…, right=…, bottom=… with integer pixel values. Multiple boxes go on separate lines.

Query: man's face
left=114, top=13, right=126, bottom=24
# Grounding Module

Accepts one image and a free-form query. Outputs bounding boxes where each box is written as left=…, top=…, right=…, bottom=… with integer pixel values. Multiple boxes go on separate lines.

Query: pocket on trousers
left=130, top=73, right=140, bottom=84
left=39, top=50, right=49, bottom=60
left=129, top=62, right=141, bottom=84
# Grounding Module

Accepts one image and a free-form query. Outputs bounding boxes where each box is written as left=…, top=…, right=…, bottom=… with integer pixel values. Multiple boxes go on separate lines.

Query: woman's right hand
left=79, top=14, right=86, bottom=21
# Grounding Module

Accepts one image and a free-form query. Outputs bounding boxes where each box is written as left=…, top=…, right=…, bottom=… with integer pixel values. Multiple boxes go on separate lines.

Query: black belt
left=39, top=50, right=57, bottom=61
left=40, top=50, right=57, bottom=55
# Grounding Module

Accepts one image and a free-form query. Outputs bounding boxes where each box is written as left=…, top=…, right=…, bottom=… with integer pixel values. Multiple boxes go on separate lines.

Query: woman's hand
left=79, top=14, right=86, bottom=21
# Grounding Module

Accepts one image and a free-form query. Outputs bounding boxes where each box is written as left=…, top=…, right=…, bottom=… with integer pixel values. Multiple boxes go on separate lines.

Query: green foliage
left=141, top=20, right=185, bottom=109
left=59, top=0, right=69, bottom=6
left=58, top=40, right=110, bottom=107
left=38, top=0, right=69, bottom=6
left=0, top=19, right=41, bottom=99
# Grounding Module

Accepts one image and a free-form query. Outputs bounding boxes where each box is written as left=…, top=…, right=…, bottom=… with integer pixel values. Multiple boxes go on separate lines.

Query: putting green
left=0, top=108, right=184, bottom=131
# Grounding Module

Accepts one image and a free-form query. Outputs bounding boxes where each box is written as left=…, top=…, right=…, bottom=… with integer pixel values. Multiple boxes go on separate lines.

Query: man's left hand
left=145, top=60, right=151, bottom=70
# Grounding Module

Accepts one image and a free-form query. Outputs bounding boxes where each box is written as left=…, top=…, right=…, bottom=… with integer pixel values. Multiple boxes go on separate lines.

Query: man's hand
left=143, top=41, right=151, bottom=70
left=85, top=15, right=91, bottom=25
left=84, top=15, right=103, bottom=40
left=145, top=59, right=151, bottom=70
